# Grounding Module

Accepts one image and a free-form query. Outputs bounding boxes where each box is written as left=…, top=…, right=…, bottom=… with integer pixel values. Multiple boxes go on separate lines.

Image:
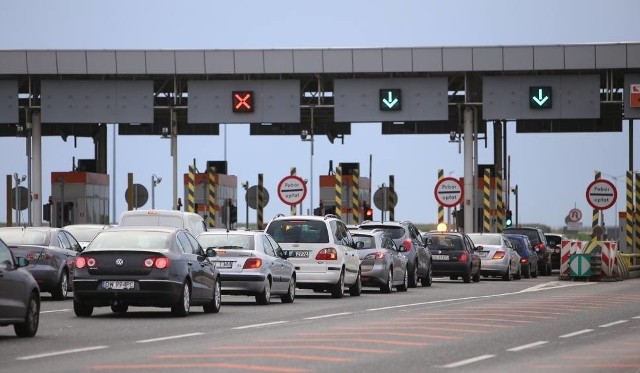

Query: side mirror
left=205, top=248, right=217, bottom=257
left=355, top=241, right=364, bottom=249
left=16, top=257, right=29, bottom=267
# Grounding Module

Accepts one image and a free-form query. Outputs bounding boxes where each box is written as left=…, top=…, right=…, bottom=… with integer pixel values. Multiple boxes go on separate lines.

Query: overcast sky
left=1, top=0, right=638, bottom=229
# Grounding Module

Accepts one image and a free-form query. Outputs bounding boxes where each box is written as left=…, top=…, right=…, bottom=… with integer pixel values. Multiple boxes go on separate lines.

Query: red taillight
left=87, top=258, right=96, bottom=267
left=458, top=252, right=468, bottom=262
left=492, top=251, right=506, bottom=259
left=402, top=239, right=412, bottom=252
left=26, top=251, right=37, bottom=260
left=76, top=257, right=87, bottom=269
left=143, top=257, right=170, bottom=269
left=315, top=248, right=338, bottom=260
left=243, top=258, right=263, bottom=269
left=365, top=251, right=385, bottom=260
left=535, top=243, right=545, bottom=250
left=26, top=251, right=53, bottom=261
left=520, top=258, right=529, bottom=263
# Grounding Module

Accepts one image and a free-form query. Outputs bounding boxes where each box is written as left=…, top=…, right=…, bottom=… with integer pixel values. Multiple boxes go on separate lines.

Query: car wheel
left=331, top=269, right=345, bottom=298
left=73, top=297, right=93, bottom=317
left=281, top=276, right=296, bottom=304
left=203, top=277, right=222, bottom=313
left=502, top=265, right=512, bottom=281
left=171, top=282, right=191, bottom=317
left=381, top=268, right=393, bottom=293
left=523, top=264, right=531, bottom=279
left=514, top=265, right=522, bottom=280
left=349, top=270, right=362, bottom=296
left=546, top=262, right=552, bottom=276
left=532, top=264, right=538, bottom=278
left=256, top=279, right=271, bottom=305
left=14, top=292, right=40, bottom=338
left=421, top=263, right=433, bottom=287
left=408, top=262, right=418, bottom=288
left=462, top=269, right=471, bottom=283
left=396, top=269, right=408, bottom=292
left=111, top=304, right=129, bottom=313
left=51, top=271, right=69, bottom=300
left=472, top=264, right=481, bottom=282
left=450, top=275, right=458, bottom=280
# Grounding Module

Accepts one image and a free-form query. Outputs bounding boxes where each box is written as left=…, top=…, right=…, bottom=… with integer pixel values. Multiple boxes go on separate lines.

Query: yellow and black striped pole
left=207, top=166, right=216, bottom=228
left=290, top=167, right=297, bottom=215
left=636, top=172, right=640, bottom=252
left=335, top=166, right=342, bottom=220
left=352, top=168, right=360, bottom=225
left=496, top=170, right=504, bottom=232
left=483, top=168, right=491, bottom=233
left=592, top=170, right=601, bottom=232
left=626, top=171, right=634, bottom=252
left=389, top=175, right=396, bottom=221
left=187, top=165, right=196, bottom=213
left=257, top=173, right=264, bottom=229
left=437, top=169, right=444, bottom=224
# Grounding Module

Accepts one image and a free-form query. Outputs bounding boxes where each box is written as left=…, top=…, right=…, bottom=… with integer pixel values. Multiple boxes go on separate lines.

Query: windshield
left=0, top=229, right=49, bottom=246
left=266, top=220, right=329, bottom=243
left=87, top=230, right=171, bottom=251
left=197, top=234, right=254, bottom=250
left=467, top=234, right=501, bottom=246
left=65, top=226, right=105, bottom=242
left=504, top=229, right=540, bottom=245
left=424, top=234, right=464, bottom=251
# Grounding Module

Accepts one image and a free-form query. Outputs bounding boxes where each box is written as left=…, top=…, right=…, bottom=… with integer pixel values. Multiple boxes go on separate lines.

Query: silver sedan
left=196, top=230, right=296, bottom=305
left=467, top=233, right=521, bottom=281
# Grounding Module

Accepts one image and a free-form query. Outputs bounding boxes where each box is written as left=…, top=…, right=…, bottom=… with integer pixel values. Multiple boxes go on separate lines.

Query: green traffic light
left=529, top=86, right=552, bottom=109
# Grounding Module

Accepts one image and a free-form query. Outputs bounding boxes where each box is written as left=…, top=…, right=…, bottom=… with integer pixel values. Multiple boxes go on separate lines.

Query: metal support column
left=463, top=107, right=474, bottom=232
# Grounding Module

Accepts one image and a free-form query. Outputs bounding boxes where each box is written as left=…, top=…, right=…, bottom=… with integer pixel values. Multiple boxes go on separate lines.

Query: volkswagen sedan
left=73, top=226, right=221, bottom=317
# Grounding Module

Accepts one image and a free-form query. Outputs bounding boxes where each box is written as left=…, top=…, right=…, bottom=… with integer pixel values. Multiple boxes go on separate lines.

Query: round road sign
left=125, top=184, right=149, bottom=208
left=245, top=185, right=270, bottom=210
left=277, top=175, right=307, bottom=206
left=373, top=187, right=398, bottom=211
left=585, top=179, right=617, bottom=210
left=567, top=208, right=582, bottom=222
left=434, top=177, right=463, bottom=207
left=10, top=186, right=31, bottom=211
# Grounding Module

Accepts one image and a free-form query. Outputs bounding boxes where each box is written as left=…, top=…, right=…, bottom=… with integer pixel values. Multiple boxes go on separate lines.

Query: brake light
left=26, top=251, right=53, bottom=261
left=458, top=251, right=468, bottom=262
left=520, top=258, right=529, bottom=264
left=402, top=239, right=412, bottom=252
left=315, top=248, right=338, bottom=260
left=143, top=257, right=170, bottom=269
left=492, top=251, right=506, bottom=259
left=365, top=251, right=385, bottom=260
left=76, top=257, right=87, bottom=269
left=243, top=258, right=263, bottom=269
left=535, top=243, right=545, bottom=251
left=87, top=258, right=96, bottom=267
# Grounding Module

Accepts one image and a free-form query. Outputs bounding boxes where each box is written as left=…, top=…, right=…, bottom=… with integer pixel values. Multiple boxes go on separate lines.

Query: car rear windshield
left=120, top=215, right=183, bottom=229
left=65, top=226, right=105, bottom=242
left=358, top=225, right=405, bottom=240
left=87, top=231, right=171, bottom=251
left=467, top=234, right=501, bottom=246
left=197, top=234, right=254, bottom=250
left=424, top=234, right=463, bottom=251
left=266, top=220, right=329, bottom=243
left=352, top=234, right=376, bottom=249
left=0, top=229, right=49, bottom=246
left=504, top=229, right=540, bottom=245
left=545, top=235, right=562, bottom=246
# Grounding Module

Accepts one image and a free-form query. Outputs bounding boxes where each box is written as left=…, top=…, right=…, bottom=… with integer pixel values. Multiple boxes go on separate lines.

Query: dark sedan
left=73, top=226, right=221, bottom=317
left=0, top=227, right=82, bottom=300
left=422, top=231, right=481, bottom=283
left=0, top=238, right=40, bottom=337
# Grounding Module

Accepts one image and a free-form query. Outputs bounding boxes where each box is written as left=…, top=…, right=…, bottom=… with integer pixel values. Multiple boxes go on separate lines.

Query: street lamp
left=13, top=172, right=26, bottom=226
left=151, top=174, right=162, bottom=209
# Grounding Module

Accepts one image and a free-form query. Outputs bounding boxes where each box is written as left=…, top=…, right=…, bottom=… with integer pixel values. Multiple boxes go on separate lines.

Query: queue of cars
left=0, top=208, right=563, bottom=338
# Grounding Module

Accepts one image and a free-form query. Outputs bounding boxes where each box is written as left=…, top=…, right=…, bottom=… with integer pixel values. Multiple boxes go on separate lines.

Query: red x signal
left=232, top=91, right=254, bottom=112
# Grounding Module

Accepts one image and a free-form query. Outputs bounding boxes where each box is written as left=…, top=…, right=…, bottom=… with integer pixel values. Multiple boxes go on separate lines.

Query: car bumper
left=73, top=278, right=183, bottom=307
left=480, top=260, right=510, bottom=276
left=432, top=261, right=469, bottom=276
left=219, top=273, right=267, bottom=295
left=360, top=261, right=388, bottom=286
left=294, top=269, right=343, bottom=288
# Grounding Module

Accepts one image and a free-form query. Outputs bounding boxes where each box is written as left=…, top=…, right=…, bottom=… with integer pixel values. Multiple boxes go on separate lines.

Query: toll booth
left=50, top=171, right=110, bottom=227
left=182, top=172, right=238, bottom=228
left=318, top=173, right=371, bottom=224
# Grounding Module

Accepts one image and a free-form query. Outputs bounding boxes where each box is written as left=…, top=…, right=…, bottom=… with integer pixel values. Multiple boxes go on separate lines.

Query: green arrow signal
left=379, top=89, right=402, bottom=111
left=529, top=86, right=552, bottom=109
left=382, top=91, right=399, bottom=108
left=532, top=88, right=549, bottom=106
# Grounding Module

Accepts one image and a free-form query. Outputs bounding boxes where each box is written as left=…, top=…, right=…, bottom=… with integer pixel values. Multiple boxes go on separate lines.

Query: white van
left=119, top=210, right=207, bottom=236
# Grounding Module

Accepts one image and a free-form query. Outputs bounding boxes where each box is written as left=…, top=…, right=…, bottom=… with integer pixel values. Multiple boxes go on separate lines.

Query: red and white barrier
left=601, top=241, right=618, bottom=278
left=560, top=240, right=572, bottom=278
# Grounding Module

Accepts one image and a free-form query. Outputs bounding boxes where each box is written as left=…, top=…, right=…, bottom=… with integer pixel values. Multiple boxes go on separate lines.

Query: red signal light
left=232, top=91, right=254, bottom=113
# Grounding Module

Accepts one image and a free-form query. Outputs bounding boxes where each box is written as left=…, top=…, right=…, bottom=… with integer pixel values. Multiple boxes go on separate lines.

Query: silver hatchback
left=351, top=230, right=409, bottom=293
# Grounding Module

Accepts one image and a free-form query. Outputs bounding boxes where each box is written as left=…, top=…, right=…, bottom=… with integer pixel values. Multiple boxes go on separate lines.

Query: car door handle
left=188, top=261, right=193, bottom=266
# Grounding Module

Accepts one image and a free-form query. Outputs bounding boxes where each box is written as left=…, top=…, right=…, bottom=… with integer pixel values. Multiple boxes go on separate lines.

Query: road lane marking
left=559, top=329, right=593, bottom=338
left=599, top=320, right=628, bottom=328
left=304, top=312, right=352, bottom=320
left=17, top=346, right=109, bottom=360
left=442, top=354, right=495, bottom=368
left=137, top=333, right=204, bottom=343
left=632, top=316, right=640, bottom=319
left=233, top=321, right=288, bottom=330
left=507, top=341, right=548, bottom=352
left=41, top=309, right=70, bottom=314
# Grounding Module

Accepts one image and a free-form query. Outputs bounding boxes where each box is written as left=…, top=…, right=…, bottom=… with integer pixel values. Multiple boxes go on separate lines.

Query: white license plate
left=213, top=261, right=233, bottom=269
left=293, top=251, right=310, bottom=258
left=432, top=254, right=450, bottom=260
left=477, top=252, right=488, bottom=257
left=102, top=281, right=135, bottom=290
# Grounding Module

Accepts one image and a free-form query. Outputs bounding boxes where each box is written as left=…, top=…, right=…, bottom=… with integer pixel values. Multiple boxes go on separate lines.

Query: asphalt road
left=2, top=274, right=639, bottom=373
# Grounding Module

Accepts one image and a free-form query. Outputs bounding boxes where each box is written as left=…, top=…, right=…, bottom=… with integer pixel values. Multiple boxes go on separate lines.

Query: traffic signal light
left=365, top=208, right=373, bottom=220
left=505, top=210, right=513, bottom=228
left=230, top=204, right=237, bottom=225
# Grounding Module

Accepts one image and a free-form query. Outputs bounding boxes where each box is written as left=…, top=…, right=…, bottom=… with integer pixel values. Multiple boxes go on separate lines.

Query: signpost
left=529, top=86, right=552, bottom=109
left=373, top=187, right=397, bottom=211
left=585, top=179, right=617, bottom=210
left=569, top=254, right=591, bottom=277
left=277, top=175, right=307, bottom=206
left=433, top=177, right=464, bottom=208
left=567, top=208, right=583, bottom=222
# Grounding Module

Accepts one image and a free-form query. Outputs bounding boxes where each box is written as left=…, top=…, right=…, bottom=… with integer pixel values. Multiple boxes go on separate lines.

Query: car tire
left=408, top=262, right=418, bottom=288
left=331, top=269, right=345, bottom=298
left=502, top=265, right=512, bottom=281
left=472, top=264, right=481, bottom=283
left=256, top=279, right=271, bottom=305
left=73, top=297, right=94, bottom=317
left=281, top=276, right=296, bottom=304
left=462, top=269, right=471, bottom=283
left=532, top=263, right=539, bottom=278
left=349, top=270, right=362, bottom=297
left=546, top=262, right=552, bottom=276
left=203, top=277, right=222, bottom=313
left=381, top=268, right=393, bottom=293
left=397, top=269, right=409, bottom=292
left=111, top=304, right=128, bottom=313
left=514, top=266, right=522, bottom=280
left=450, top=275, right=458, bottom=280
left=51, top=271, right=69, bottom=300
left=523, top=265, right=531, bottom=279
left=14, top=292, right=40, bottom=338
left=421, top=263, right=433, bottom=287
left=171, top=282, right=191, bottom=317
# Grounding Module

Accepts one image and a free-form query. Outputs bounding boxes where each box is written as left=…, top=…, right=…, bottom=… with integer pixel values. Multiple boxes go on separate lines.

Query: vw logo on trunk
left=115, top=258, right=124, bottom=266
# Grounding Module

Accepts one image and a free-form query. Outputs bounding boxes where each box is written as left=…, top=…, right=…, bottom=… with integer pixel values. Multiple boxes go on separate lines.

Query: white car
left=265, top=215, right=362, bottom=298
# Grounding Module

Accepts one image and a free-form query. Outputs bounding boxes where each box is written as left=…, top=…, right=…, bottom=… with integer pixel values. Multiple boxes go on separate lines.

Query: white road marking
left=599, top=320, right=628, bottom=328
left=233, top=321, right=289, bottom=330
left=507, top=341, right=548, bottom=352
left=41, top=309, right=70, bottom=314
left=17, top=346, right=109, bottom=360
left=136, top=332, right=204, bottom=343
left=632, top=316, right=640, bottom=319
left=559, top=329, right=593, bottom=338
left=442, top=354, right=495, bottom=368
left=305, top=312, right=352, bottom=320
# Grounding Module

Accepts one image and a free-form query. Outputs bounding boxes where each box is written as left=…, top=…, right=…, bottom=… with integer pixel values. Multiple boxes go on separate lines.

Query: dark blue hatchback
left=505, top=234, right=538, bottom=278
